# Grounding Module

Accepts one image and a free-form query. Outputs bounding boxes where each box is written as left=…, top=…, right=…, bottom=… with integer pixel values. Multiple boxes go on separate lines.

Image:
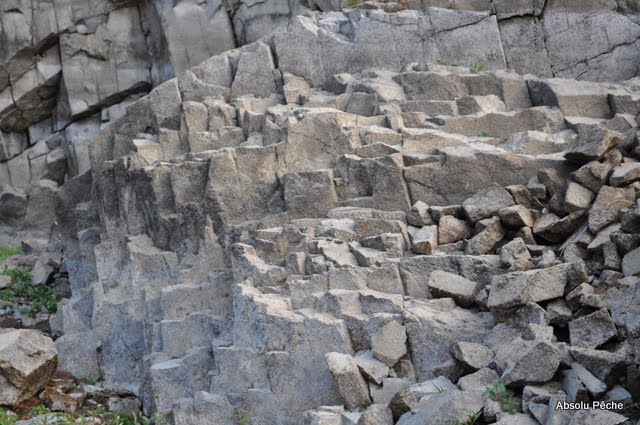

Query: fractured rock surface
left=1, top=2, right=640, bottom=425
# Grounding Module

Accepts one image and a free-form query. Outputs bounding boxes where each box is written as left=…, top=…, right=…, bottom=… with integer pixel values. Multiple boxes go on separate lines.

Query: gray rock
left=622, top=247, right=640, bottom=277
left=500, top=238, right=532, bottom=271
left=325, top=352, right=371, bottom=411
left=564, top=182, right=595, bottom=212
left=371, top=321, right=407, bottom=367
left=466, top=217, right=506, bottom=255
left=589, top=186, right=636, bottom=233
left=610, top=163, right=640, bottom=187
left=567, top=409, right=628, bottom=425
left=450, top=342, right=494, bottom=371
left=488, top=263, right=577, bottom=309
left=565, top=127, right=623, bottom=163
left=457, top=368, right=500, bottom=391
left=389, top=388, right=419, bottom=420
left=438, top=215, right=471, bottom=244
left=569, top=345, right=628, bottom=385
left=569, top=308, right=617, bottom=348
left=405, top=298, right=494, bottom=382
left=357, top=404, right=393, bottom=425
left=571, top=362, right=607, bottom=398
left=411, top=225, right=438, bottom=255
left=427, top=271, right=480, bottom=308
left=0, top=330, right=57, bottom=405
left=499, top=205, right=535, bottom=228
left=406, top=201, right=433, bottom=227
left=562, top=369, right=588, bottom=402
left=463, top=184, right=515, bottom=223
left=354, top=351, right=390, bottom=385
left=493, top=339, right=561, bottom=386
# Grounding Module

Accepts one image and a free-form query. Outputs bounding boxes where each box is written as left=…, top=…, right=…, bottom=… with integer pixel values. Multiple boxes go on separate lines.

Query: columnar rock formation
left=1, top=1, right=640, bottom=425
left=2, top=1, right=640, bottom=242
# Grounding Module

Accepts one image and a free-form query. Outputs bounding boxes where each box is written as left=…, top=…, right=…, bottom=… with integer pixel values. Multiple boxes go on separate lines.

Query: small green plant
left=436, top=59, right=459, bottom=67
left=433, top=382, right=445, bottom=393
left=30, top=404, right=52, bottom=416
left=359, top=401, right=372, bottom=411
left=478, top=131, right=492, bottom=138
left=457, top=409, right=482, bottom=425
left=484, top=382, right=520, bottom=414
left=470, top=63, right=486, bottom=74
left=2, top=267, right=58, bottom=317
left=231, top=409, right=250, bottom=425
left=0, top=409, right=17, bottom=425
left=347, top=0, right=362, bottom=7
left=83, top=376, right=97, bottom=386
left=0, top=247, right=20, bottom=263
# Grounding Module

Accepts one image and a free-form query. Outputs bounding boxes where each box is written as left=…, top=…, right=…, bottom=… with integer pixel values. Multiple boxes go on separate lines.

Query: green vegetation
left=231, top=409, right=250, bottom=425
left=433, top=382, right=445, bottom=393
left=30, top=405, right=52, bottom=416
left=83, top=377, right=98, bottom=386
left=347, top=0, right=362, bottom=7
left=1, top=267, right=57, bottom=318
left=470, top=63, right=486, bottom=73
left=436, top=59, right=459, bottom=67
left=0, top=404, right=161, bottom=425
left=484, top=382, right=520, bottom=414
left=478, top=131, right=492, bottom=138
left=0, top=409, right=17, bottom=425
left=358, top=402, right=372, bottom=411
left=457, top=409, right=482, bottom=425
left=0, top=246, right=20, bottom=263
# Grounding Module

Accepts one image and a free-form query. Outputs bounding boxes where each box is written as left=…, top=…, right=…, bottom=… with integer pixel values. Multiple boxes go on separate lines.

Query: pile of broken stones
left=308, top=127, right=640, bottom=423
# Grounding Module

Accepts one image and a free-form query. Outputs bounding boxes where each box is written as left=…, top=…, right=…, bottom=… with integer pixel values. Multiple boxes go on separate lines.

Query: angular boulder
left=0, top=329, right=58, bottom=405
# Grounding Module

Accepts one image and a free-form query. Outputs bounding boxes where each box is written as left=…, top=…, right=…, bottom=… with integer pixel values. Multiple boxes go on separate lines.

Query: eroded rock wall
left=47, top=6, right=640, bottom=423
left=2, top=1, right=640, bottom=242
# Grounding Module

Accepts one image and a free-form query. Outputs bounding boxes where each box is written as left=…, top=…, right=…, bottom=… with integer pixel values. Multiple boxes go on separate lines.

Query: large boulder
left=0, top=330, right=58, bottom=406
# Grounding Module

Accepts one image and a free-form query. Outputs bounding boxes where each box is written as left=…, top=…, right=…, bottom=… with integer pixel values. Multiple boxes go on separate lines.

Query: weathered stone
left=411, top=225, right=438, bottom=255
left=354, top=351, right=390, bottom=385
left=562, top=369, right=588, bottom=402
left=571, top=362, right=607, bottom=398
left=457, top=367, right=500, bottom=391
left=406, top=201, right=433, bottom=227
left=450, top=342, right=493, bottom=371
left=569, top=345, right=628, bottom=385
left=498, top=205, right=535, bottom=228
left=325, top=352, right=371, bottom=411
left=565, top=127, right=623, bottom=163
left=466, top=217, right=505, bottom=255
left=463, top=184, right=515, bottom=223
left=0, top=330, right=57, bottom=405
left=488, top=263, right=580, bottom=309
left=427, top=271, right=480, bottom=308
left=371, top=321, right=407, bottom=367
left=569, top=308, right=617, bottom=349
left=564, top=182, right=595, bottom=212
left=389, top=387, right=419, bottom=420
left=493, top=339, right=561, bottom=387
left=500, top=238, right=532, bottom=271
left=589, top=186, right=636, bottom=233
left=437, top=215, right=471, bottom=244
left=405, top=298, right=494, bottom=381
left=356, top=404, right=393, bottom=425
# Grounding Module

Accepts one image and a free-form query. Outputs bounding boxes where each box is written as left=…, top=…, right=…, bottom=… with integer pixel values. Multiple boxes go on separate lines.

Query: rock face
left=0, top=330, right=58, bottom=406
left=2, top=1, right=640, bottom=237
left=2, top=2, right=640, bottom=425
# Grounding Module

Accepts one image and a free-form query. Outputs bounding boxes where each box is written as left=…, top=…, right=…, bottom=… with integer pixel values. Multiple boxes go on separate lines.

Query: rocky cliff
left=1, top=1, right=640, bottom=425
